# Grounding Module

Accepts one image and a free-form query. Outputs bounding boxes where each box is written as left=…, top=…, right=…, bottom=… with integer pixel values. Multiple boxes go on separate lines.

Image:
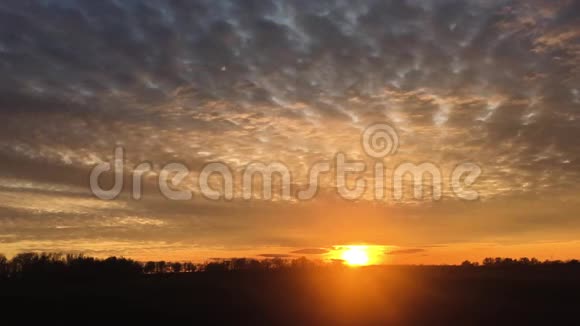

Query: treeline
left=461, top=257, right=580, bottom=267
left=0, top=253, right=142, bottom=281
left=143, top=256, right=323, bottom=273
left=0, top=253, right=327, bottom=280
left=1, top=253, right=579, bottom=280
left=196, top=256, right=332, bottom=272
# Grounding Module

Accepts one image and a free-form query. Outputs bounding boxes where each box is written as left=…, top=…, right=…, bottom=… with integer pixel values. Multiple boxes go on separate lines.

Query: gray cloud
left=387, top=248, right=426, bottom=255
left=258, top=253, right=293, bottom=258
left=1, top=0, right=580, bottom=259
left=290, top=248, right=329, bottom=255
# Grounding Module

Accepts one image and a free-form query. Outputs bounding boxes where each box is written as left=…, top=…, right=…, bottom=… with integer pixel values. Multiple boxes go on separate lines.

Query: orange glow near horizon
left=330, top=245, right=389, bottom=266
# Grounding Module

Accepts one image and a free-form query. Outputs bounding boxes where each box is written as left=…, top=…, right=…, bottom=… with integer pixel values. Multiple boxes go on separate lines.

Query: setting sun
left=342, top=246, right=370, bottom=266
left=330, top=245, right=390, bottom=266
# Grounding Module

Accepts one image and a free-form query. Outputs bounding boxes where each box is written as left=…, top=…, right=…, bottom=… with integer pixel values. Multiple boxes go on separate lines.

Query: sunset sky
left=1, top=0, right=579, bottom=264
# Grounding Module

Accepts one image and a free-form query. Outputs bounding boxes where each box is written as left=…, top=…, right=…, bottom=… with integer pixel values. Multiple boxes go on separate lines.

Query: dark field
left=1, top=265, right=579, bottom=325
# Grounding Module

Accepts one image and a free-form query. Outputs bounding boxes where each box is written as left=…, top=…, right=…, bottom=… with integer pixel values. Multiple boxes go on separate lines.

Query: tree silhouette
left=144, top=261, right=156, bottom=274
left=156, top=261, right=167, bottom=273
left=171, top=262, right=182, bottom=273
left=0, top=254, right=7, bottom=278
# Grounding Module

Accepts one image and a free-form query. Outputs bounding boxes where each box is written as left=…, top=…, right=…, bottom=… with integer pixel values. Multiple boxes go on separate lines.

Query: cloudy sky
left=1, top=0, right=579, bottom=263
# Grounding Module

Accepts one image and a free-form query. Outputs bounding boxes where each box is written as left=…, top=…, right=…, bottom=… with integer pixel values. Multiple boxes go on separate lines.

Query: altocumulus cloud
left=0, top=0, right=580, bottom=259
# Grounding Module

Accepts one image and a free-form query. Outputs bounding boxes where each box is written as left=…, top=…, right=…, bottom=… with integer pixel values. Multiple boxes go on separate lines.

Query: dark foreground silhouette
left=0, top=253, right=579, bottom=325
